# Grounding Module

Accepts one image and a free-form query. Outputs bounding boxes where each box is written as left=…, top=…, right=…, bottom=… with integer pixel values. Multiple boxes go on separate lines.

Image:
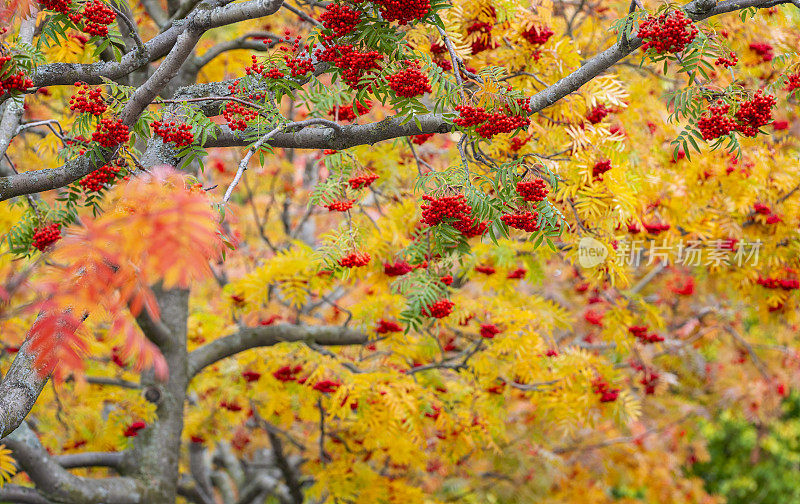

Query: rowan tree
left=0, top=0, right=797, bottom=502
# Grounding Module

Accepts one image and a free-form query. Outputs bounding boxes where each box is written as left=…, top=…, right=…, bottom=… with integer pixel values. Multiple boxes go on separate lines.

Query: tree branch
left=55, top=451, right=126, bottom=469
left=187, top=324, right=368, bottom=378
left=0, top=338, right=50, bottom=438
left=0, top=484, right=52, bottom=504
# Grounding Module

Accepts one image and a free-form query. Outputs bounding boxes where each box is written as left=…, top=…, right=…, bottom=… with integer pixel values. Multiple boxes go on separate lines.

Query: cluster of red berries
left=223, top=102, right=259, bottom=131
left=373, top=0, right=430, bottom=24
left=312, top=379, right=341, bottom=393
left=753, top=202, right=771, bottom=215
left=638, top=10, right=698, bottom=54
left=629, top=325, right=664, bottom=344
left=0, top=56, right=32, bottom=93
left=69, top=82, right=106, bottom=115
left=80, top=163, right=121, bottom=192
left=756, top=276, right=800, bottom=290
left=375, top=319, right=403, bottom=333
left=584, top=309, right=603, bottom=326
left=339, top=251, right=371, bottom=267
left=521, top=25, right=553, bottom=45
left=475, top=265, right=495, bottom=275
left=219, top=400, right=242, bottom=411
left=420, top=194, right=488, bottom=237
left=317, top=44, right=383, bottom=90
left=244, top=55, right=266, bottom=76
left=31, top=223, right=62, bottom=251
left=735, top=90, right=776, bottom=137
left=585, top=103, right=610, bottom=124
left=630, top=362, right=660, bottom=395
left=412, top=133, right=434, bottom=145
left=507, top=267, right=526, bottom=279
left=264, top=67, right=285, bottom=79
left=423, top=299, right=454, bottom=318
left=592, top=159, right=612, bottom=180
left=387, top=61, right=431, bottom=98
left=440, top=274, right=453, bottom=285
left=91, top=118, right=129, bottom=147
left=510, top=135, right=531, bottom=151
left=319, top=4, right=361, bottom=40
left=123, top=421, right=146, bottom=438
left=348, top=172, right=378, bottom=189
left=786, top=73, right=800, bottom=93
left=82, top=0, right=115, bottom=37
left=466, top=21, right=496, bottom=54
left=715, top=52, right=738, bottom=67
left=642, top=220, right=670, bottom=234
left=479, top=323, right=501, bottom=339
left=40, top=0, right=71, bottom=13
left=517, top=179, right=547, bottom=202
left=454, top=102, right=531, bottom=139
left=591, top=376, right=620, bottom=403
left=272, top=365, right=303, bottom=382
left=242, top=370, right=261, bottom=382
left=698, top=101, right=737, bottom=141
left=501, top=211, right=540, bottom=232
left=329, top=100, right=371, bottom=121
left=384, top=260, right=414, bottom=276
left=326, top=199, right=355, bottom=212
left=749, top=42, right=774, bottom=62
left=152, top=121, right=194, bottom=147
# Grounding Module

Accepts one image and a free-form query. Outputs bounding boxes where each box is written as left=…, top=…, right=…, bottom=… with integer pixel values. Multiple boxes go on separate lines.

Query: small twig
left=435, top=26, right=466, bottom=100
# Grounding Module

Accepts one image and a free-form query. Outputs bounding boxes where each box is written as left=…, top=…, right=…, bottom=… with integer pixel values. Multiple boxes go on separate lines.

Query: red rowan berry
left=79, top=164, right=121, bottom=192
left=375, top=319, right=402, bottom=333
left=319, top=4, right=362, bottom=39
left=714, top=51, right=737, bottom=67
left=329, top=100, right=371, bottom=121
left=411, top=133, right=434, bottom=145
left=91, top=118, right=129, bottom=147
left=31, top=223, right=62, bottom=251
left=638, top=10, right=698, bottom=54
left=339, top=251, right=371, bottom=267
left=585, top=103, right=610, bottom=124
left=516, top=179, right=548, bottom=202
left=592, top=159, right=612, bottom=180
left=423, top=299, right=454, bottom=318
left=479, top=323, right=501, bottom=339
left=387, top=61, right=431, bottom=98
left=749, top=42, right=774, bottom=62
left=384, top=260, right=413, bottom=276
left=325, top=199, right=355, bottom=212
left=521, top=25, right=553, bottom=45
left=507, top=267, right=526, bottom=279
left=348, top=172, right=378, bottom=189
left=474, top=265, right=495, bottom=275
left=68, top=82, right=106, bottom=115
left=83, top=0, right=116, bottom=37
left=372, top=0, right=430, bottom=25
left=152, top=120, right=194, bottom=147
left=501, top=211, right=539, bottom=232
left=591, top=376, right=620, bottom=402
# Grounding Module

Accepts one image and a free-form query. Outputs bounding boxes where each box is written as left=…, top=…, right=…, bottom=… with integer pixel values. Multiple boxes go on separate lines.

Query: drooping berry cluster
left=475, top=265, right=495, bottom=275
left=40, top=0, right=72, bottom=13
left=629, top=325, right=664, bottom=344
left=638, top=10, right=698, bottom=54
left=423, top=299, right=454, bottom=318
left=501, top=210, right=540, bottom=232
left=521, top=25, right=553, bottom=45
left=348, top=172, right=378, bottom=189
left=749, top=42, right=774, bottom=62
left=454, top=101, right=531, bottom=139
left=0, top=56, right=32, bottom=93
left=466, top=21, right=496, bottom=54
left=83, top=0, right=116, bottom=37
left=339, top=251, right=371, bottom=267
left=585, top=103, right=610, bottom=124
left=319, top=4, right=362, bottom=40
left=753, top=202, right=771, bottom=215
left=325, top=199, right=355, bottom=212
left=80, top=163, right=121, bottom=192
left=281, top=35, right=315, bottom=77
left=68, top=82, right=106, bottom=115
left=734, top=90, right=776, bottom=137
left=152, top=121, right=194, bottom=147
left=272, top=365, right=303, bottom=382
left=412, top=133, right=434, bottom=145
left=479, top=323, right=501, bottom=339
left=387, top=61, right=431, bottom=98
left=420, top=194, right=487, bottom=237
left=32, top=223, right=62, bottom=251
left=715, top=51, right=738, bottom=67
left=317, top=44, right=383, bottom=90
left=313, top=379, right=341, bottom=393
left=329, top=100, right=371, bottom=121
left=592, top=159, right=612, bottom=180
left=375, top=319, right=403, bottom=333
left=756, top=275, right=800, bottom=290
left=786, top=73, right=800, bottom=93
left=642, top=220, right=670, bottom=234
left=510, top=135, right=531, bottom=151
left=384, top=260, right=413, bottom=276
left=223, top=101, right=259, bottom=131
left=591, top=376, right=620, bottom=403
left=516, top=179, right=548, bottom=202
left=372, top=0, right=429, bottom=25
left=698, top=101, right=737, bottom=141
left=91, top=118, right=129, bottom=147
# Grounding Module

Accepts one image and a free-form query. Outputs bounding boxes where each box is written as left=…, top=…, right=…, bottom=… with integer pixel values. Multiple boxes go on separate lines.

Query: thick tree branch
left=187, top=324, right=368, bottom=378
left=0, top=338, right=50, bottom=438
left=55, top=451, right=126, bottom=469
left=0, top=484, right=52, bottom=504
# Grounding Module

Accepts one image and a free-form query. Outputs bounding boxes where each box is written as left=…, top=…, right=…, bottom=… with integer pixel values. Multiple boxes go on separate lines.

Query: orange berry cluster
left=91, top=118, right=129, bottom=147
left=629, top=325, right=664, bottom=344
left=479, top=323, right=501, bottom=339
left=516, top=179, right=548, bottom=202
left=585, top=103, right=610, bottom=124
left=423, top=299, right=454, bottom=318
left=32, top=223, right=62, bottom=251
left=592, top=159, right=612, bottom=180
left=223, top=101, right=258, bottom=131
left=420, top=194, right=488, bottom=237
left=69, top=82, right=106, bottom=115
left=319, top=4, right=361, bottom=40
left=339, top=251, right=371, bottom=267
left=347, top=172, right=378, bottom=189
left=0, top=56, right=32, bottom=93
left=387, top=61, right=431, bottom=98
left=375, top=319, right=402, bottom=333
left=373, top=0, right=430, bottom=25
left=734, top=90, right=776, bottom=137
left=329, top=100, right=371, bottom=121
left=79, top=163, right=121, bottom=192
left=501, top=210, right=540, bottom=232
left=317, top=44, right=383, bottom=90
left=83, top=0, right=115, bottom=37
left=714, top=51, right=737, bottom=67
left=522, top=25, right=553, bottom=45
left=638, top=10, right=698, bottom=54
left=326, top=199, right=354, bottom=212
left=152, top=120, right=194, bottom=147
left=591, top=376, right=620, bottom=403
